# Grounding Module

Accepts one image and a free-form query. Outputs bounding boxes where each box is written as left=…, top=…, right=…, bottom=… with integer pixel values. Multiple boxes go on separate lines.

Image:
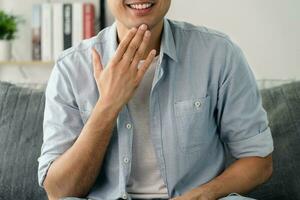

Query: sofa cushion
left=248, top=81, right=300, bottom=199
left=0, top=81, right=47, bottom=200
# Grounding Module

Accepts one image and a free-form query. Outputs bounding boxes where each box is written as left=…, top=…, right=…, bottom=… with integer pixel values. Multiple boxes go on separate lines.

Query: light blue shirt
left=38, top=18, right=274, bottom=200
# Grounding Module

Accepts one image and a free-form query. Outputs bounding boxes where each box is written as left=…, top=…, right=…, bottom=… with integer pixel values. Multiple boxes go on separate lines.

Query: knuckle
left=119, top=64, right=128, bottom=73
left=129, top=31, right=136, bottom=38
left=135, top=50, right=143, bottom=58
left=129, top=43, right=138, bottom=51
left=120, top=70, right=126, bottom=76
left=110, top=59, right=117, bottom=66
left=119, top=42, right=127, bottom=50
left=133, top=79, right=140, bottom=87
left=111, top=56, right=120, bottom=64
left=139, top=67, right=146, bottom=73
left=126, top=46, right=134, bottom=53
left=119, top=58, right=127, bottom=65
left=134, top=59, right=140, bottom=66
left=122, top=54, right=131, bottom=61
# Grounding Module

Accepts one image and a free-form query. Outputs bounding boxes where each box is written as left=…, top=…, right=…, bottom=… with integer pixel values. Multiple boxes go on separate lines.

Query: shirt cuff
left=227, top=127, right=274, bottom=159
left=37, top=154, right=59, bottom=188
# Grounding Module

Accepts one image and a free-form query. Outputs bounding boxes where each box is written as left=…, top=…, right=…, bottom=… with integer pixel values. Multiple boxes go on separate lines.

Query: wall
left=0, top=0, right=299, bottom=83
left=166, top=0, right=300, bottom=80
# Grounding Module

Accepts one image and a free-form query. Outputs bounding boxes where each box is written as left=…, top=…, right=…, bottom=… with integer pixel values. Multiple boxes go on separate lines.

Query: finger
left=122, top=24, right=148, bottom=65
left=130, top=30, right=151, bottom=69
left=113, top=27, right=137, bottom=63
left=135, top=49, right=156, bottom=84
left=92, top=48, right=103, bottom=78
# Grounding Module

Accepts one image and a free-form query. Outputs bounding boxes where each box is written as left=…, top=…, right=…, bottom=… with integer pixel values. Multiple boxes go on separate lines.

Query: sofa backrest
left=248, top=81, right=300, bottom=199
left=0, top=82, right=47, bottom=200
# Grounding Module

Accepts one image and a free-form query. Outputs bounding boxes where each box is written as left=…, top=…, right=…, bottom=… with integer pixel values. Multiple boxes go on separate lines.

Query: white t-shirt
left=126, top=56, right=169, bottom=199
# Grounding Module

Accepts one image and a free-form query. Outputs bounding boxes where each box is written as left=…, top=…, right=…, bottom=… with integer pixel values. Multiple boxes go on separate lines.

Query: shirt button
left=194, top=101, right=201, bottom=108
left=123, top=157, right=130, bottom=164
left=126, top=123, right=132, bottom=129
left=122, top=193, right=128, bottom=199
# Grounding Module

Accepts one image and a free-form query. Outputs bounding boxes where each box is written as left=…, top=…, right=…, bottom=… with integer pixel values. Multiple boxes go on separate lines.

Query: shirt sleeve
left=216, top=42, right=274, bottom=159
left=38, top=61, right=84, bottom=187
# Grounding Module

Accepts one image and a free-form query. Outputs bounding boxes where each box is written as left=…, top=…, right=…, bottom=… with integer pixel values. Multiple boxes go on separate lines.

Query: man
left=38, top=0, right=274, bottom=199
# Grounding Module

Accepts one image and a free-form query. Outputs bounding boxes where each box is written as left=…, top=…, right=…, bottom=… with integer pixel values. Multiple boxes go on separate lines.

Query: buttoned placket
left=148, top=56, right=170, bottom=197
left=117, top=104, right=134, bottom=199
left=116, top=53, right=171, bottom=199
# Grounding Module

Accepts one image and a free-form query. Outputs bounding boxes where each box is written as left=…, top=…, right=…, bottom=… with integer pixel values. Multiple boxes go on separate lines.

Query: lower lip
left=127, top=5, right=154, bottom=16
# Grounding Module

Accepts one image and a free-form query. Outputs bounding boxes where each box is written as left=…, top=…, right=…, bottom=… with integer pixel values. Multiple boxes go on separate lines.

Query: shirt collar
left=160, top=18, right=178, bottom=62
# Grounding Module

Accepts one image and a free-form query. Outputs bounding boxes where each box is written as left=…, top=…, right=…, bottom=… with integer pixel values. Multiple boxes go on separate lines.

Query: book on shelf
left=41, top=3, right=52, bottom=61
left=52, top=3, right=63, bottom=62
left=83, top=3, right=95, bottom=39
left=72, top=2, right=83, bottom=47
left=32, top=2, right=96, bottom=61
left=63, top=4, right=72, bottom=50
left=32, top=4, right=41, bottom=60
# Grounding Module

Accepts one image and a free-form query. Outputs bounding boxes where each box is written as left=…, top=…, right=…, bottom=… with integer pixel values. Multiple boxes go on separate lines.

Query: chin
left=128, top=19, right=157, bottom=30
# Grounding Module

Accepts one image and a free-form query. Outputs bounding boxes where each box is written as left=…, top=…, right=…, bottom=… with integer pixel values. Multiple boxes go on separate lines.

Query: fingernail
left=131, top=27, right=137, bottom=32
left=145, top=30, right=151, bottom=37
left=140, top=24, right=147, bottom=30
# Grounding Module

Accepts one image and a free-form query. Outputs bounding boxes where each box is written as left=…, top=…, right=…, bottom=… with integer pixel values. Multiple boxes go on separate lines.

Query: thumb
left=92, top=48, right=103, bottom=78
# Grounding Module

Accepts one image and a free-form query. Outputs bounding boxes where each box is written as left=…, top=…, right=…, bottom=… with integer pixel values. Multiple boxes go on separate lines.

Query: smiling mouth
left=126, top=2, right=155, bottom=10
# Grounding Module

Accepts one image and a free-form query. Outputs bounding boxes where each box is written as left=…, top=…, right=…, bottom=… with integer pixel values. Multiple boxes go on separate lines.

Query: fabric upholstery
left=248, top=81, right=300, bottom=199
left=0, top=82, right=47, bottom=199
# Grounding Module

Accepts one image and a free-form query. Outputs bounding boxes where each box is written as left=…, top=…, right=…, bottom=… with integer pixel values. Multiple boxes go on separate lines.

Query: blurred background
left=0, top=0, right=299, bottom=85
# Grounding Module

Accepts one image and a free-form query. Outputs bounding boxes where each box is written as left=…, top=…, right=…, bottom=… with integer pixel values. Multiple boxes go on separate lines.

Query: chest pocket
left=174, top=96, right=211, bottom=153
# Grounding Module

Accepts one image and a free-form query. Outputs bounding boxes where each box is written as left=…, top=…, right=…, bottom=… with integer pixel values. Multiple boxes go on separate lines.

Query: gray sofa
left=0, top=80, right=299, bottom=200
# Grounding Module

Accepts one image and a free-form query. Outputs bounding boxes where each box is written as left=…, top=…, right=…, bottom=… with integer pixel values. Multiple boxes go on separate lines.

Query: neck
left=116, top=20, right=164, bottom=59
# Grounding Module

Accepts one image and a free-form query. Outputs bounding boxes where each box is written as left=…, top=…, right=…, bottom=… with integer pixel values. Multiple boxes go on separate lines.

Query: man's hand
left=92, top=24, right=156, bottom=111
left=171, top=187, right=214, bottom=200
left=171, top=155, right=272, bottom=200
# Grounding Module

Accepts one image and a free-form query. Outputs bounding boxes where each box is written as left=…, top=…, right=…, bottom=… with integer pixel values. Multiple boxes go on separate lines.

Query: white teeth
left=129, top=3, right=152, bottom=10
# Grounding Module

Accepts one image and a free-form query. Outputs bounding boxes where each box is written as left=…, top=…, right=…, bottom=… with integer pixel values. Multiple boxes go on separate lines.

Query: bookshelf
left=0, top=61, right=54, bottom=66
left=0, top=0, right=105, bottom=83
left=0, top=60, right=53, bottom=83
